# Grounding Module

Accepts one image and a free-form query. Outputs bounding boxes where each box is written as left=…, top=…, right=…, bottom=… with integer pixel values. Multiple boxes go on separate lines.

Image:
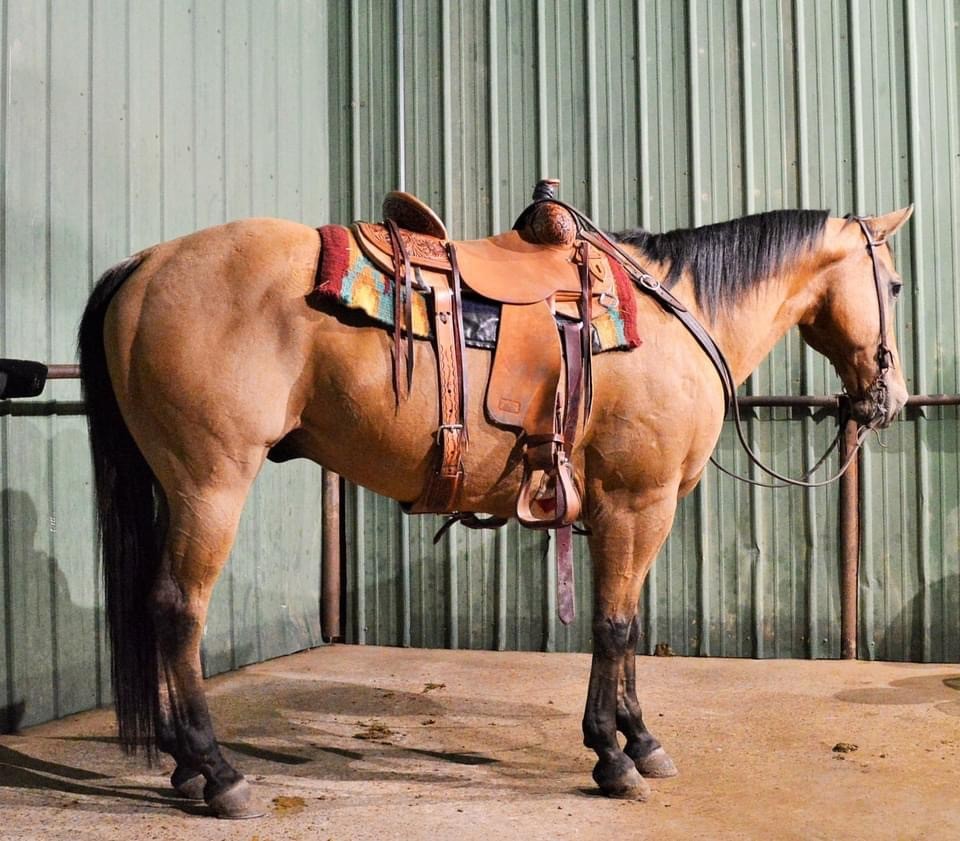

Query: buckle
left=436, top=423, right=463, bottom=444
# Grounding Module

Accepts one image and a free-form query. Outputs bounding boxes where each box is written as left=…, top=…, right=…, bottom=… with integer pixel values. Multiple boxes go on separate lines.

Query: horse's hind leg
left=150, top=469, right=264, bottom=818
left=583, top=489, right=679, bottom=799
left=157, top=679, right=206, bottom=800
left=617, top=617, right=678, bottom=778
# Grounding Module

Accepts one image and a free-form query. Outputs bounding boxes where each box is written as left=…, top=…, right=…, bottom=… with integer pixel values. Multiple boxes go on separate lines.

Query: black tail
left=78, top=253, right=162, bottom=758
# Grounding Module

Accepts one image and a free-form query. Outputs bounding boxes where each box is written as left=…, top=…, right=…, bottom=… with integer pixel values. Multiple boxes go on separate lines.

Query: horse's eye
left=890, top=280, right=903, bottom=299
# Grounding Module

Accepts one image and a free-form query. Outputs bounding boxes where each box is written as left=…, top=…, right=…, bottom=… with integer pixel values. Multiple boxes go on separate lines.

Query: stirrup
left=516, top=438, right=581, bottom=529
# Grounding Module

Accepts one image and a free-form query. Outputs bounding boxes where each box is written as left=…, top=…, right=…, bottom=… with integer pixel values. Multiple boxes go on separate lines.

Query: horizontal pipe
left=0, top=400, right=86, bottom=416
left=5, top=366, right=960, bottom=411
left=46, top=364, right=81, bottom=379
left=736, top=395, right=841, bottom=409
left=736, top=394, right=960, bottom=410
left=905, top=394, right=960, bottom=407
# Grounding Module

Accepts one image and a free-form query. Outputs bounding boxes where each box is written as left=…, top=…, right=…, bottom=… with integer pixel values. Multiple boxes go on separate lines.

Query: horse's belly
left=288, top=320, right=525, bottom=516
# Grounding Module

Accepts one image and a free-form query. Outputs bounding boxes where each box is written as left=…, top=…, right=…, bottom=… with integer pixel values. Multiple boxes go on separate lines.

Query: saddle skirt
left=309, top=182, right=645, bottom=625
left=311, top=224, right=640, bottom=353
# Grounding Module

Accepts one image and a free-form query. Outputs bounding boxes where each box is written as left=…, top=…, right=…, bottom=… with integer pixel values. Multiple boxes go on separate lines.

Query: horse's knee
left=593, top=616, right=633, bottom=658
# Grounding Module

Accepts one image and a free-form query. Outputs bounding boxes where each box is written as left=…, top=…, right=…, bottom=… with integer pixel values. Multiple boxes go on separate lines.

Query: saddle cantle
left=349, top=180, right=631, bottom=624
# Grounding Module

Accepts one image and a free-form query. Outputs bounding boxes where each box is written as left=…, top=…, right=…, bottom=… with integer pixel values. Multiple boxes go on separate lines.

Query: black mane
left=614, top=210, right=829, bottom=321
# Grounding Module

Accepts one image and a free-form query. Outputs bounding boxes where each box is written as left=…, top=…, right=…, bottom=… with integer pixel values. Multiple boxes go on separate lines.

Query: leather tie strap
left=555, top=321, right=584, bottom=626
left=385, top=219, right=415, bottom=402
left=447, top=243, right=469, bottom=443
left=561, top=321, right=584, bottom=447
left=556, top=525, right=576, bottom=625
left=577, top=241, right=594, bottom=418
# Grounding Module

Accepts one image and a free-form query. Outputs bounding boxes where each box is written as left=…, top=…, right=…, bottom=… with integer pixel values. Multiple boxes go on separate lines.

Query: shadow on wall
left=867, top=569, right=960, bottom=664
left=1, top=489, right=106, bottom=733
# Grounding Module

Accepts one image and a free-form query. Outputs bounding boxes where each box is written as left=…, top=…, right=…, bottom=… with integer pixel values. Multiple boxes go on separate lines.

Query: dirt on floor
left=1, top=646, right=959, bottom=841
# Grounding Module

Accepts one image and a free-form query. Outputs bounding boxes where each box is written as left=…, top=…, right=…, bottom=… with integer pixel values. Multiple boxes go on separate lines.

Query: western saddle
left=352, top=180, right=625, bottom=623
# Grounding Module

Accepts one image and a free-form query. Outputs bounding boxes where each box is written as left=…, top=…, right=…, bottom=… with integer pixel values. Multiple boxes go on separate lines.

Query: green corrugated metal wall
left=1, top=0, right=958, bottom=732
left=0, top=0, right=332, bottom=730
left=340, top=0, right=960, bottom=662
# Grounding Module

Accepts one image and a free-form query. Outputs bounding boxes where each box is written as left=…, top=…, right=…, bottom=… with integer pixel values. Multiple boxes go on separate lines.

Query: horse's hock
left=1, top=645, right=958, bottom=840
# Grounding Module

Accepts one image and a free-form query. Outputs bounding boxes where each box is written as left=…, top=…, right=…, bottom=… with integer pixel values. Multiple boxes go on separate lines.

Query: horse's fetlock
left=623, top=732, right=660, bottom=762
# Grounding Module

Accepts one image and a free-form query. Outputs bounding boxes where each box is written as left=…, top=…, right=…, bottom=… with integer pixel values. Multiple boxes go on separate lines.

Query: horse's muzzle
left=850, top=376, right=908, bottom=429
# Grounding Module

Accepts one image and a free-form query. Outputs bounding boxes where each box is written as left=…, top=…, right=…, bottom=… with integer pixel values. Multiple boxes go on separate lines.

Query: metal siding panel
left=302, top=2, right=329, bottom=222
left=860, top=0, right=960, bottom=662
left=3, top=0, right=57, bottom=728
left=0, top=0, right=7, bottom=730
left=338, top=0, right=959, bottom=663
left=493, top=0, right=538, bottom=226
left=1, top=1, right=330, bottom=729
left=128, top=0, right=163, bottom=252
left=161, top=0, right=196, bottom=238
left=3, top=0, right=959, bottom=743
left=447, top=0, right=489, bottom=238
left=49, top=2, right=101, bottom=716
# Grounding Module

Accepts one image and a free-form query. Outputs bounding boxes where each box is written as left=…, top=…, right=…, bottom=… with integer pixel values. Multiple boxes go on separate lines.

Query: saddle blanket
left=311, top=224, right=641, bottom=353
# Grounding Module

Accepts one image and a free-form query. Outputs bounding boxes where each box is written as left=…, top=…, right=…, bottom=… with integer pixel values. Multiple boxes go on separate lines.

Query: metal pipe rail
left=3, top=361, right=960, bottom=658
left=735, top=394, right=960, bottom=409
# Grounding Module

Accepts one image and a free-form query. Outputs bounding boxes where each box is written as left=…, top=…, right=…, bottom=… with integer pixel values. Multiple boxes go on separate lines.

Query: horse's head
left=798, top=206, right=913, bottom=429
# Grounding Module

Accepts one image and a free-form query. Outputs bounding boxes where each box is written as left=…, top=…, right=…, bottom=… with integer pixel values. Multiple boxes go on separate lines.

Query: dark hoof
left=592, top=755, right=652, bottom=800
left=171, top=770, right=206, bottom=800
left=633, top=746, right=679, bottom=779
left=207, top=779, right=265, bottom=819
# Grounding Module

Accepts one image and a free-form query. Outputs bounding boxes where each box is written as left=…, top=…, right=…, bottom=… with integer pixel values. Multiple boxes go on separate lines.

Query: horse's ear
left=867, top=205, right=914, bottom=241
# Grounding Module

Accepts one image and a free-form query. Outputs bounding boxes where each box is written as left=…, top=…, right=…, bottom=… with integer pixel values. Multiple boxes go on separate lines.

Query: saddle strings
left=535, top=197, right=883, bottom=490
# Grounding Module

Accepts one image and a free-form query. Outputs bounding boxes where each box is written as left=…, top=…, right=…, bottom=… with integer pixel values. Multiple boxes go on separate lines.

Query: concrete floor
left=0, top=646, right=959, bottom=841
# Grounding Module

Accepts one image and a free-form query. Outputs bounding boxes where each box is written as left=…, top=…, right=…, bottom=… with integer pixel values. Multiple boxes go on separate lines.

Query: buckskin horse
left=77, top=188, right=911, bottom=817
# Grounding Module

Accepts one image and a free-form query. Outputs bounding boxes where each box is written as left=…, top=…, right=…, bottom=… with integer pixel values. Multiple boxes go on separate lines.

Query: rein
left=537, top=200, right=891, bottom=490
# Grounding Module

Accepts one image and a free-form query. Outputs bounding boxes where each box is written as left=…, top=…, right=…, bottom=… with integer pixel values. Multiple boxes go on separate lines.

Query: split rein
left=547, top=202, right=892, bottom=491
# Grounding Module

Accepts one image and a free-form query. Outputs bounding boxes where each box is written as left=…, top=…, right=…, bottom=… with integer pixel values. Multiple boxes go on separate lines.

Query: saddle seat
left=357, top=195, right=611, bottom=308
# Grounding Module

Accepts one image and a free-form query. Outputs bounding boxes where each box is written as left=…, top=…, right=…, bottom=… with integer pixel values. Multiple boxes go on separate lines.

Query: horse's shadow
left=1, top=477, right=107, bottom=734
left=0, top=487, right=207, bottom=814
left=194, top=676, right=570, bottom=786
left=0, top=740, right=207, bottom=815
left=835, top=572, right=960, bottom=714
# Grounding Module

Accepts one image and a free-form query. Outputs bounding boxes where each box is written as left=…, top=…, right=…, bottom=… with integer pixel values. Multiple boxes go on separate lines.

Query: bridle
left=528, top=199, right=896, bottom=490
left=846, top=214, right=895, bottom=422
left=706, top=214, right=897, bottom=488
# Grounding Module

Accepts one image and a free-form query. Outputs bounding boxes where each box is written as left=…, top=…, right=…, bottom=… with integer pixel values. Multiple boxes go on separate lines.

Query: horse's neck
left=666, top=264, right=821, bottom=387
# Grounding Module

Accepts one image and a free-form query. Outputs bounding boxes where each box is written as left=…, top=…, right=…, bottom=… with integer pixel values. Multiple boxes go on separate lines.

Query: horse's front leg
left=583, top=489, right=678, bottom=799
left=617, top=616, right=678, bottom=778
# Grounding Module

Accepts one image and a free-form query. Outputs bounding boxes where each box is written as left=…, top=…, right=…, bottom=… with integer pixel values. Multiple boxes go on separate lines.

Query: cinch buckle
left=436, top=423, right=463, bottom=444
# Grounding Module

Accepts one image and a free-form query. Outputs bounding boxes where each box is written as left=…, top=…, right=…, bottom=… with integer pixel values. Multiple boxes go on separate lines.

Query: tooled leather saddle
left=351, top=180, right=626, bottom=624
